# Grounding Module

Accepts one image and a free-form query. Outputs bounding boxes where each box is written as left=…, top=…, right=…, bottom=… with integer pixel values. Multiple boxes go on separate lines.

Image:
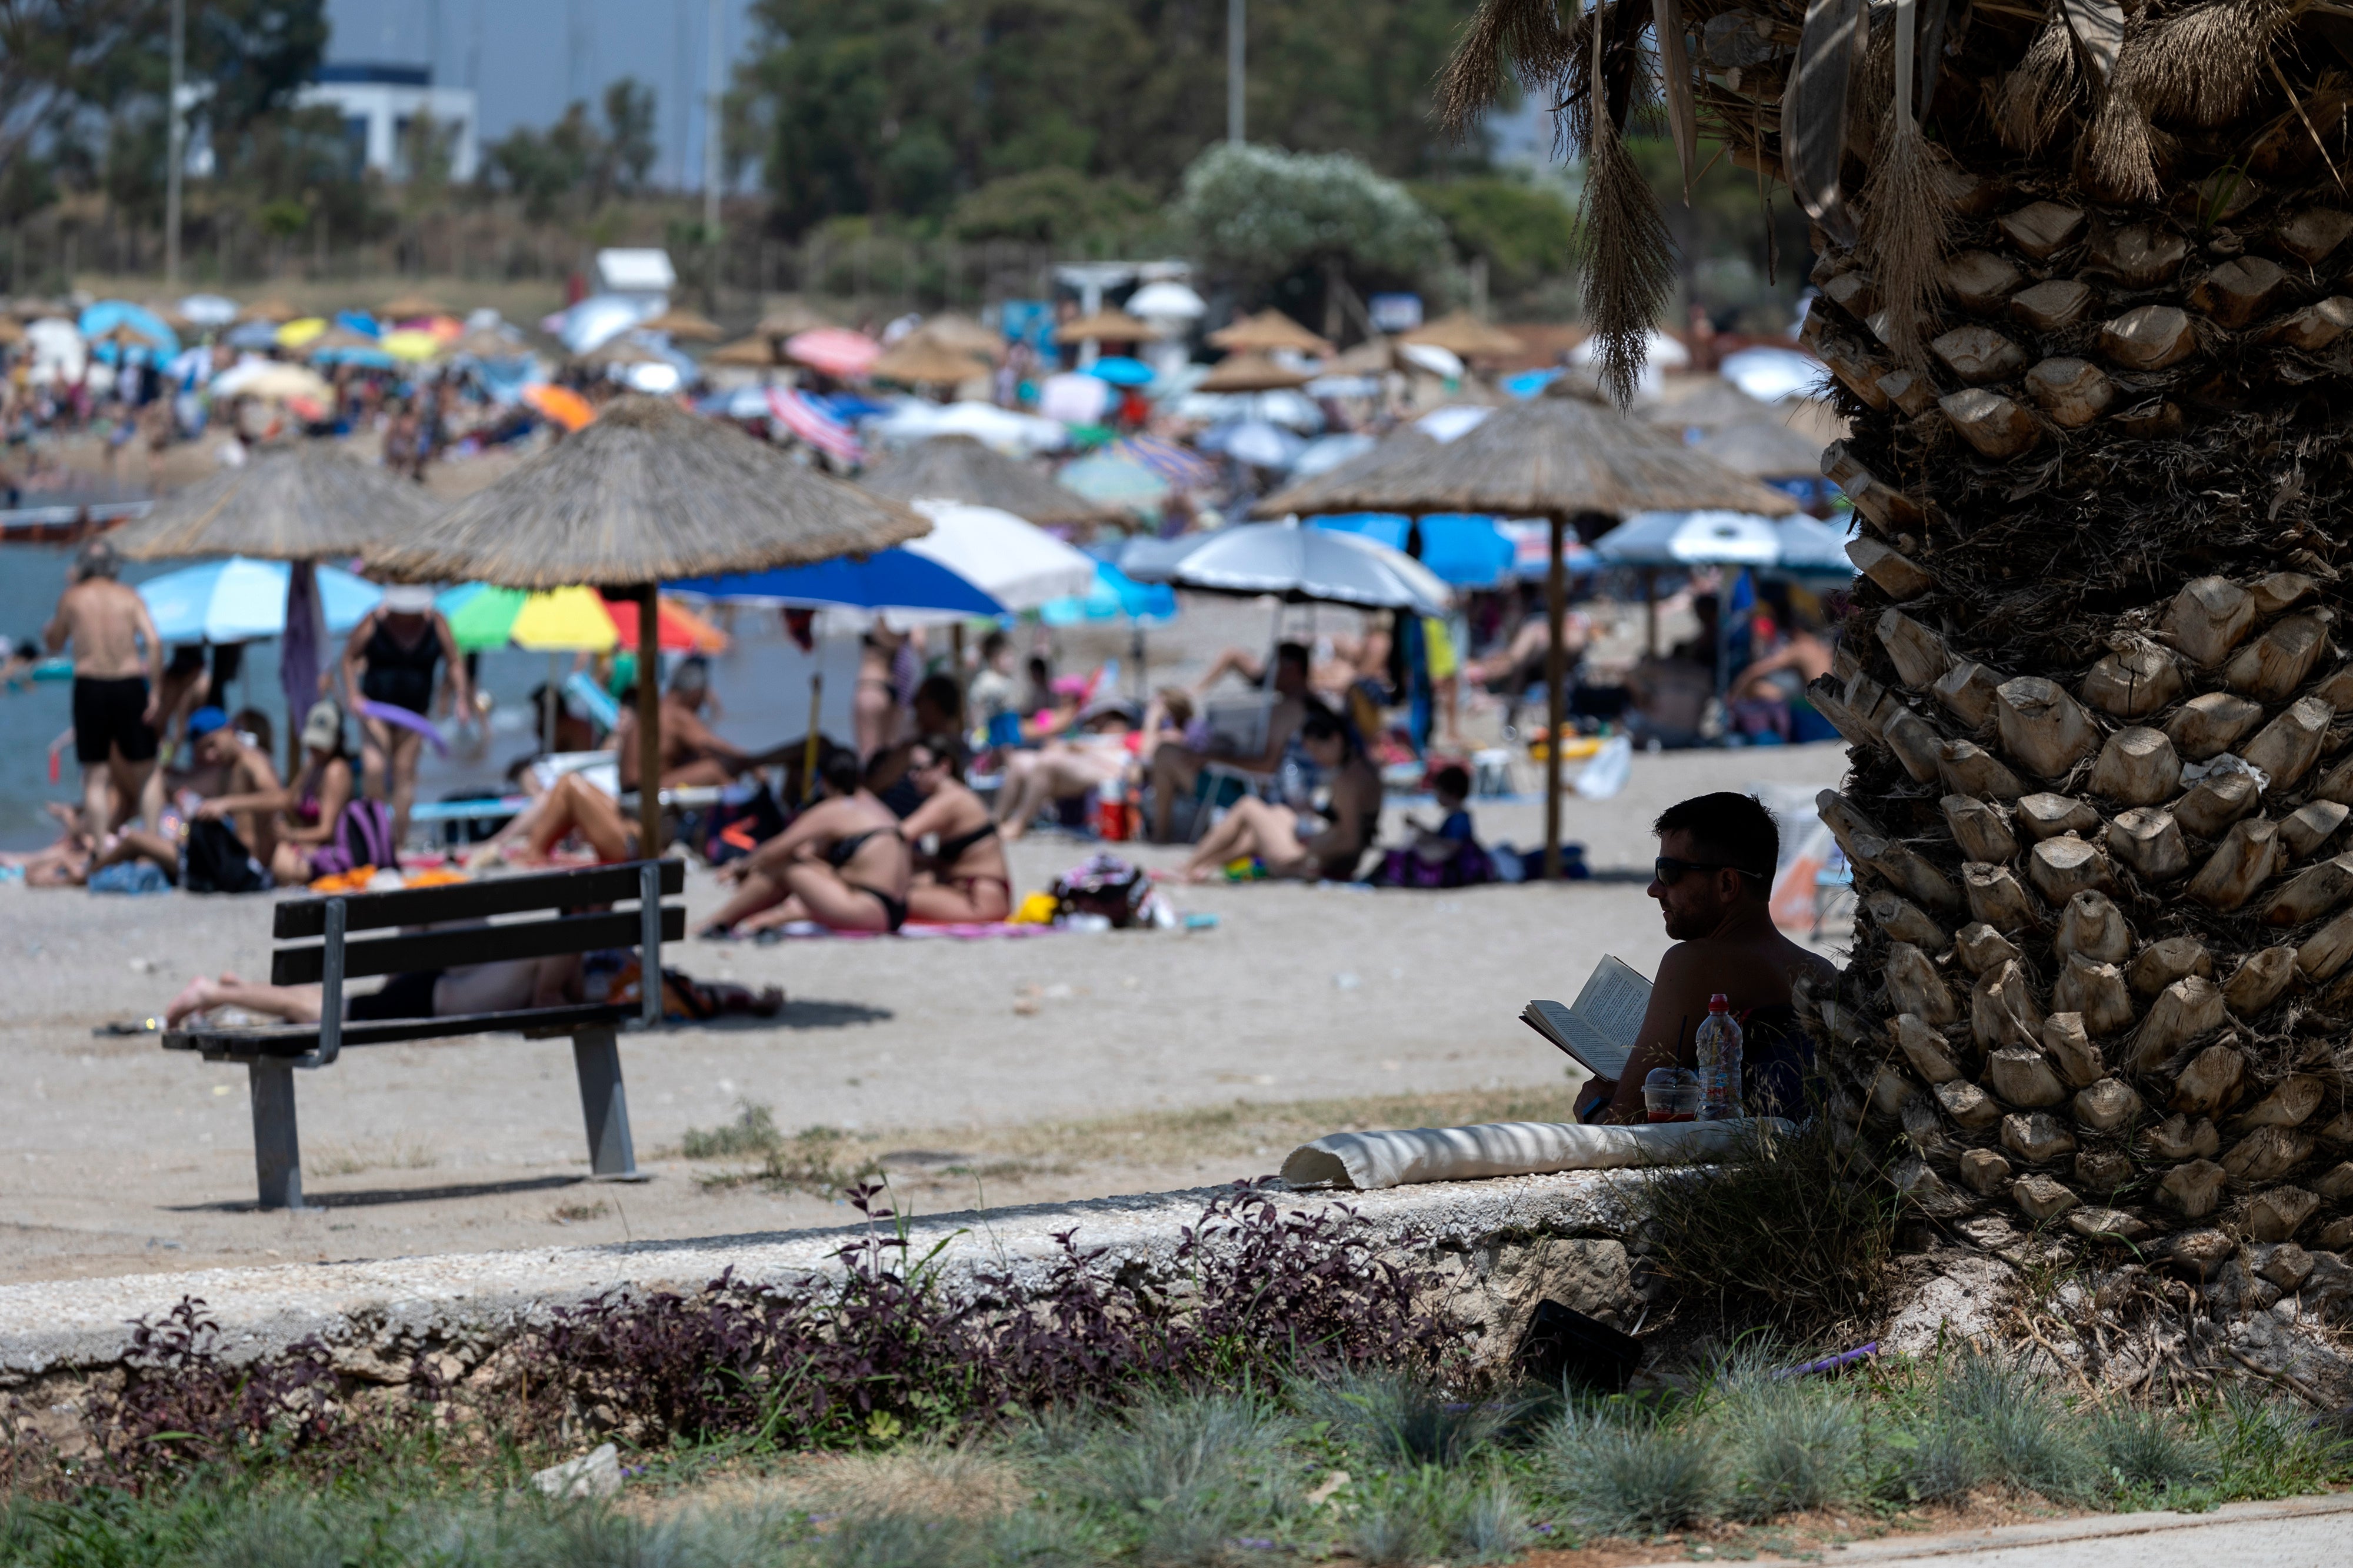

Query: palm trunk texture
left=1445, top=0, right=2353, bottom=1306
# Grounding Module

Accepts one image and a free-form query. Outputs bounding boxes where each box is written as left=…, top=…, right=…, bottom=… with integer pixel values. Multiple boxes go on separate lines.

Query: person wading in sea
left=43, top=539, right=165, bottom=835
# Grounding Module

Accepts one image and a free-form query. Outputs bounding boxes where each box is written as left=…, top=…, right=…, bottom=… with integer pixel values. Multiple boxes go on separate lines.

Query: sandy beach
left=0, top=742, right=1846, bottom=1286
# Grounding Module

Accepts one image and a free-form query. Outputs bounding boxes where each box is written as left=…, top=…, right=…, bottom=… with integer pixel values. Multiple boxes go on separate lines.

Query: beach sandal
left=93, top=1017, right=164, bottom=1037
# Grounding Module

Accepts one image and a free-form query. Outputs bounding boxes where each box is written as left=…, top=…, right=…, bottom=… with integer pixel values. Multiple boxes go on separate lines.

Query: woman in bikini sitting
left=701, top=747, right=912, bottom=937
left=1181, top=705, right=1383, bottom=884
left=898, top=734, right=1013, bottom=923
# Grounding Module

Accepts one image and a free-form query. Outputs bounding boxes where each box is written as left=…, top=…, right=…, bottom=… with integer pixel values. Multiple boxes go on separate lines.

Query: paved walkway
left=1805, top=1491, right=2353, bottom=1566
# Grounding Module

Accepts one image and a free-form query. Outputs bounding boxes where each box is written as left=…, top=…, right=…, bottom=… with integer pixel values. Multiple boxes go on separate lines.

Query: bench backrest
left=270, top=859, right=685, bottom=1063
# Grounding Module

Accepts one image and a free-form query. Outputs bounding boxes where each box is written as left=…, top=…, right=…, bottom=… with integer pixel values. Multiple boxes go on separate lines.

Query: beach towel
left=753, top=920, right=1061, bottom=941
left=1280, top=1117, right=1789, bottom=1191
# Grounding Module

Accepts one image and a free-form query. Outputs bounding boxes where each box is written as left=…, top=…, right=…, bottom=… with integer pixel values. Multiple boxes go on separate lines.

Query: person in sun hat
left=340, top=582, right=469, bottom=847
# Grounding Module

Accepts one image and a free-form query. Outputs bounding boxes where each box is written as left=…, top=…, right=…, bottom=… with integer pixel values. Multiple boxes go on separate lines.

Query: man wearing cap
left=340, top=583, right=469, bottom=846
left=44, top=539, right=166, bottom=836
left=186, top=706, right=286, bottom=866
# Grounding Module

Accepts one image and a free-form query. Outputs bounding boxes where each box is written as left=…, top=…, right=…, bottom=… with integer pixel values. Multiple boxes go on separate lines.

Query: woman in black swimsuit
left=899, top=734, right=1014, bottom=923
left=339, top=584, right=469, bottom=846
left=702, top=748, right=913, bottom=936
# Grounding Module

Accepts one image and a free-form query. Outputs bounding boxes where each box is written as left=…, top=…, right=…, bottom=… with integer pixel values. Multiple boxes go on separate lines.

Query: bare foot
left=165, top=976, right=220, bottom=1026
left=1181, top=865, right=1215, bottom=885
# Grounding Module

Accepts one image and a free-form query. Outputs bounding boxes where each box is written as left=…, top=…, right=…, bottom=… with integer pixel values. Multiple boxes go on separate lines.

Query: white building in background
left=177, top=63, right=479, bottom=182
left=298, top=64, right=479, bottom=181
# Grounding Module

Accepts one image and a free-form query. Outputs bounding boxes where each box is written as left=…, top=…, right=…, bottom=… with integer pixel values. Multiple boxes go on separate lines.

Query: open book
left=1521, top=956, right=1653, bottom=1082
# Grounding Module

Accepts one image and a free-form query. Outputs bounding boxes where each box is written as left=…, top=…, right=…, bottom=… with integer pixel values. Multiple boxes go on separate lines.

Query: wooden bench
left=164, top=860, right=685, bottom=1210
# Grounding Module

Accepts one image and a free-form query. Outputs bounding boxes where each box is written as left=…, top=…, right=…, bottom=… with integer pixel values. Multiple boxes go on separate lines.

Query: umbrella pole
left=802, top=674, right=823, bottom=805
left=1643, top=568, right=1658, bottom=658
left=545, top=653, right=558, bottom=757
left=636, top=585, right=662, bottom=859
left=1544, top=513, right=1568, bottom=882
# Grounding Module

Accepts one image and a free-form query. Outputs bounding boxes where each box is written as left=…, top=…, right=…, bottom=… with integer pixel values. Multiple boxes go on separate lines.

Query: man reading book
left=1575, top=792, right=1835, bottom=1122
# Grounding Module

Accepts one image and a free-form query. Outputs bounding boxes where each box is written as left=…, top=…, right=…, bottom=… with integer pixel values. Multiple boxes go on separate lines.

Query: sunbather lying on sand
left=699, top=747, right=912, bottom=936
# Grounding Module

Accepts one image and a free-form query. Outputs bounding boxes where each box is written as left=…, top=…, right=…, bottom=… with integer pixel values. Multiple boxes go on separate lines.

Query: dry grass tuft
left=308, top=1140, right=436, bottom=1177
left=1579, top=107, right=1677, bottom=411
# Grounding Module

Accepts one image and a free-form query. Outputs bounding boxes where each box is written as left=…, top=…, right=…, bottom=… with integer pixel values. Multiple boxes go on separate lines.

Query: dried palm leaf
left=1655, top=0, right=1699, bottom=199
left=1579, top=2, right=1677, bottom=406
left=2084, top=72, right=2170, bottom=202
left=1785, top=0, right=1871, bottom=246
left=1861, top=0, right=1954, bottom=369
left=2133, top=0, right=2289, bottom=129
left=1996, top=8, right=2082, bottom=153
left=1437, top=0, right=1577, bottom=135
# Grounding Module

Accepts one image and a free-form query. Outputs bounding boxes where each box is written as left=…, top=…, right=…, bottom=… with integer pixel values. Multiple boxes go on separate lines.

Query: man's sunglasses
left=1654, top=856, right=1769, bottom=886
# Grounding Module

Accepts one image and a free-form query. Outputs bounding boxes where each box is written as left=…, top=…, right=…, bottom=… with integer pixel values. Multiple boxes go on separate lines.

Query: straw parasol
left=1207, top=309, right=1333, bottom=356
left=1195, top=352, right=1314, bottom=393
left=908, top=312, right=1001, bottom=357
left=638, top=306, right=725, bottom=342
left=756, top=301, right=834, bottom=339
left=1052, top=309, right=1155, bottom=345
left=1692, top=420, right=1831, bottom=481
left=236, top=297, right=299, bottom=324
left=92, top=321, right=166, bottom=351
left=304, top=326, right=379, bottom=355
left=1252, top=425, right=1436, bottom=518
left=111, top=442, right=439, bottom=563
left=867, top=337, right=992, bottom=388
left=1282, top=383, right=1796, bottom=877
left=370, top=395, right=929, bottom=856
left=860, top=434, right=1122, bottom=528
left=379, top=291, right=447, bottom=319
left=446, top=327, right=529, bottom=360
left=574, top=336, right=665, bottom=368
left=0, top=317, right=23, bottom=346
left=704, top=335, right=782, bottom=368
left=1400, top=311, right=1525, bottom=360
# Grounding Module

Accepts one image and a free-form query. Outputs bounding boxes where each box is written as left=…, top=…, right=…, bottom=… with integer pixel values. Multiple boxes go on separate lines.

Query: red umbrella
left=597, top=592, right=730, bottom=652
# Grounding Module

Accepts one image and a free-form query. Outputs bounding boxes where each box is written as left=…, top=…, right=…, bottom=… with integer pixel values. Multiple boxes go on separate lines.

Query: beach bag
left=1051, top=852, right=1151, bottom=928
left=309, top=798, right=398, bottom=879
left=1379, top=841, right=1495, bottom=889
left=182, top=818, right=272, bottom=894
left=700, top=780, right=787, bottom=865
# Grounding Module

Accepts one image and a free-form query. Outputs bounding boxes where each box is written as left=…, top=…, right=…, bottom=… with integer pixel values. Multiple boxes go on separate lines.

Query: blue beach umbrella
left=78, top=300, right=182, bottom=363
left=139, top=557, right=382, bottom=643
left=1086, top=355, right=1156, bottom=386
left=673, top=551, right=1007, bottom=616
left=1040, top=561, right=1177, bottom=626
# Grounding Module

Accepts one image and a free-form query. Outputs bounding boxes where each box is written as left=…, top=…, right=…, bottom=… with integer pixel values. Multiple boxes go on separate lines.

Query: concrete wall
left=0, top=1172, right=1648, bottom=1388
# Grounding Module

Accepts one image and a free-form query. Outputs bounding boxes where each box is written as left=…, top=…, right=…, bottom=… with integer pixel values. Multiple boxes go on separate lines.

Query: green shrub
left=1296, top=1370, right=1517, bottom=1469
left=1539, top=1405, right=1721, bottom=1537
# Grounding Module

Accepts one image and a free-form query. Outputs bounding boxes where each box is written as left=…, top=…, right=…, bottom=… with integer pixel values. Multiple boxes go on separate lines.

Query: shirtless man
left=1577, top=792, right=1835, bottom=1123
left=615, top=661, right=757, bottom=791
left=44, top=539, right=164, bottom=835
left=1148, top=642, right=1311, bottom=843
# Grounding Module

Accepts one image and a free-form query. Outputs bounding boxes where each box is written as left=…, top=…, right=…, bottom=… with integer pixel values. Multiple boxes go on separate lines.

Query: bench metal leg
left=247, top=1060, right=306, bottom=1210
left=571, top=1027, right=637, bottom=1177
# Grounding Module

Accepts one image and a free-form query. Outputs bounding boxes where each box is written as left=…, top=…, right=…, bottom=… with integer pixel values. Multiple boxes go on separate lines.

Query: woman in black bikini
left=702, top=748, right=913, bottom=936
left=898, top=735, right=1014, bottom=923
left=339, top=584, right=469, bottom=846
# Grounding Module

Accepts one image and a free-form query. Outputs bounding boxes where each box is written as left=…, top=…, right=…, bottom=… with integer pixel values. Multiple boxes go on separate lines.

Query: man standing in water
left=44, top=539, right=165, bottom=835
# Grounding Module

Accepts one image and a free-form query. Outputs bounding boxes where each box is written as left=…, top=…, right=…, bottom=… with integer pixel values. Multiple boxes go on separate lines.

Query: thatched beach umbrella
left=909, top=312, right=1001, bottom=358
left=639, top=306, right=725, bottom=342
left=236, top=297, right=299, bottom=325
left=1052, top=309, right=1156, bottom=345
left=1195, top=352, right=1314, bottom=393
left=755, top=301, right=833, bottom=339
left=371, top=395, right=927, bottom=855
left=861, top=434, right=1120, bottom=528
left=868, top=337, right=991, bottom=390
left=1400, top=311, right=1525, bottom=361
left=705, top=335, right=782, bottom=368
left=112, top=443, right=438, bottom=563
left=380, top=291, right=447, bottom=319
left=112, top=443, right=440, bottom=770
left=1252, top=425, right=1437, bottom=519
left=1208, top=309, right=1334, bottom=356
left=1281, top=385, right=1797, bottom=877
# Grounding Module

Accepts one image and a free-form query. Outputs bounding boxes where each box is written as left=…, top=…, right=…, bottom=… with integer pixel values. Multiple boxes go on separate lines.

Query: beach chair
left=162, top=860, right=684, bottom=1210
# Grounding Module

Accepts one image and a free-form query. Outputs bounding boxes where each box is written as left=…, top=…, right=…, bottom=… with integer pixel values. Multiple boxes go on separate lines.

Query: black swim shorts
left=72, top=675, right=158, bottom=765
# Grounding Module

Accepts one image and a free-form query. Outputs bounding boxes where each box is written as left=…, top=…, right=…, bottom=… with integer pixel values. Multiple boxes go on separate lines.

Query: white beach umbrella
left=1125, top=519, right=1450, bottom=615
left=900, top=499, right=1098, bottom=612
left=1594, top=509, right=1786, bottom=568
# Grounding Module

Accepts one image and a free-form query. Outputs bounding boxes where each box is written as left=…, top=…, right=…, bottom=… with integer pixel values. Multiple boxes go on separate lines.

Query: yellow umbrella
left=510, top=586, right=622, bottom=652
left=381, top=330, right=443, bottom=362
left=276, top=317, right=328, bottom=348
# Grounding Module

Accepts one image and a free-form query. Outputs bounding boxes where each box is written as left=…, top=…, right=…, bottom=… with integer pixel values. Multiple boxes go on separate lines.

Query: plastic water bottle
left=1695, top=994, right=1744, bottom=1120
